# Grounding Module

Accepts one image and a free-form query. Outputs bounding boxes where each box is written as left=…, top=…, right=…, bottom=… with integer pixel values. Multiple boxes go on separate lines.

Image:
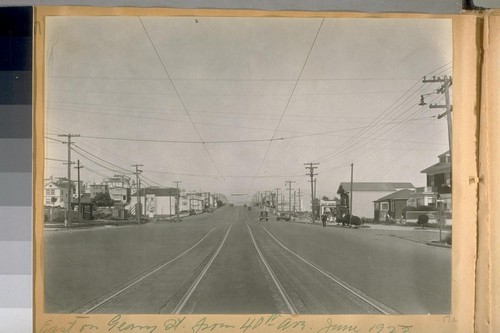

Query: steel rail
left=261, top=226, right=399, bottom=315
left=173, top=224, right=233, bottom=314
left=80, top=227, right=217, bottom=314
left=247, top=224, right=298, bottom=314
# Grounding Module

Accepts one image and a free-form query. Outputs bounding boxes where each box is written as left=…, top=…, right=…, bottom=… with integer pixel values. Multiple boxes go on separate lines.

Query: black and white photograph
left=43, top=15, right=453, bottom=315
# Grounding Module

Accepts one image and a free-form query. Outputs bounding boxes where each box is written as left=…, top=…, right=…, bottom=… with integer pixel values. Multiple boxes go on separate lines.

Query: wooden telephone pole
left=58, top=133, right=79, bottom=227
left=304, top=162, right=319, bottom=223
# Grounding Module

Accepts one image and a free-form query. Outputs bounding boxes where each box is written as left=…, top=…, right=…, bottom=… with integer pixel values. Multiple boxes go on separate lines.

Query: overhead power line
left=72, top=144, right=132, bottom=175
left=71, top=145, right=132, bottom=176
left=254, top=18, right=325, bottom=179
left=47, top=75, right=422, bottom=82
left=138, top=17, right=226, bottom=184
left=45, top=157, right=67, bottom=163
left=71, top=116, right=433, bottom=144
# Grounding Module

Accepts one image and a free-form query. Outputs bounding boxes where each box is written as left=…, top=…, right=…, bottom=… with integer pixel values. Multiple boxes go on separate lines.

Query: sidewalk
left=43, top=212, right=195, bottom=230
left=276, top=217, right=451, bottom=248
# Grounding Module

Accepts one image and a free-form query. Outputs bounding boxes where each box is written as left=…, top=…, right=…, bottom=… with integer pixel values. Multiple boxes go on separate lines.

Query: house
left=130, top=187, right=179, bottom=216
left=44, top=181, right=69, bottom=208
left=109, top=187, right=129, bottom=204
left=103, top=174, right=131, bottom=188
left=186, top=193, right=205, bottom=212
left=406, top=186, right=438, bottom=208
left=44, top=177, right=82, bottom=208
left=337, top=182, right=415, bottom=218
left=373, top=189, right=415, bottom=221
left=419, top=151, right=452, bottom=210
left=104, top=174, right=131, bottom=204
left=89, top=184, right=108, bottom=198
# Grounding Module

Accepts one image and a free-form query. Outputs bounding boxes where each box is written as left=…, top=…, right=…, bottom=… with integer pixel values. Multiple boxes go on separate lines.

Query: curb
left=427, top=241, right=452, bottom=249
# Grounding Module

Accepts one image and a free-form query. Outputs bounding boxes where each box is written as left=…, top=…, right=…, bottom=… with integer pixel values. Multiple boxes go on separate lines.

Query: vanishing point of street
left=44, top=206, right=450, bottom=315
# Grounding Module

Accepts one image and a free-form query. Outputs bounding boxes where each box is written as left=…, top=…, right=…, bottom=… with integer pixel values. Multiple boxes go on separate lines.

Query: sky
left=44, top=16, right=452, bottom=205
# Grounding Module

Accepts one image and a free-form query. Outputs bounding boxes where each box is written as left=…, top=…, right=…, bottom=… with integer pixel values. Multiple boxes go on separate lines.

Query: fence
left=405, top=210, right=452, bottom=226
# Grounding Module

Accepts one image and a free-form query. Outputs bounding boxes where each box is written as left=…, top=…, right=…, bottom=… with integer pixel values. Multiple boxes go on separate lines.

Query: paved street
left=44, top=206, right=450, bottom=315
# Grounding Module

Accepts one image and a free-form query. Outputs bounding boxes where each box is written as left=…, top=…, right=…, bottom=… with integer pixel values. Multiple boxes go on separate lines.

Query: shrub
left=417, top=214, right=429, bottom=228
left=361, top=217, right=374, bottom=224
left=402, top=205, right=435, bottom=218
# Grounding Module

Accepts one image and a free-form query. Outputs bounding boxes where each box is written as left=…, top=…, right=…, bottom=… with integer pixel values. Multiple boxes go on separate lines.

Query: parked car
left=259, top=211, right=268, bottom=221
left=276, top=212, right=291, bottom=221
left=339, top=214, right=361, bottom=226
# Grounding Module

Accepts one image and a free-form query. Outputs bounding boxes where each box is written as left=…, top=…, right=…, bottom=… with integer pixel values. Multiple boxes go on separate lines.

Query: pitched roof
left=420, top=162, right=451, bottom=175
left=438, top=151, right=450, bottom=158
left=374, top=189, right=415, bottom=202
left=339, top=182, right=414, bottom=192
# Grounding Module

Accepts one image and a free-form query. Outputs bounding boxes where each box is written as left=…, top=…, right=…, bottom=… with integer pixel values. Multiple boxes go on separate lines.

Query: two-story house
left=411, top=151, right=452, bottom=210
left=104, top=174, right=131, bottom=204
left=44, top=177, right=77, bottom=208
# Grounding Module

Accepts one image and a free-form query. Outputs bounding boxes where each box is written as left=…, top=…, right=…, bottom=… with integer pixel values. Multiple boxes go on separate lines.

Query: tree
left=322, top=195, right=330, bottom=201
left=92, top=192, right=114, bottom=207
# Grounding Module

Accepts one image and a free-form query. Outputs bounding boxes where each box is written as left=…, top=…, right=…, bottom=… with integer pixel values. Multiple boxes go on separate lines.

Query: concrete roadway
left=43, top=205, right=450, bottom=314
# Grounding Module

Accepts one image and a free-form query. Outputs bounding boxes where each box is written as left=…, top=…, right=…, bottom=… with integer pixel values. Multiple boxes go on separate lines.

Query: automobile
left=339, top=214, right=361, bottom=227
left=276, top=212, right=291, bottom=221
left=259, top=211, right=268, bottom=221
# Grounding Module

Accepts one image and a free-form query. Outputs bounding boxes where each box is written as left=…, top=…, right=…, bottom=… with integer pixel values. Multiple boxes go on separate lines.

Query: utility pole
left=421, top=75, right=453, bottom=159
left=305, top=162, right=319, bottom=223
left=132, top=164, right=143, bottom=224
left=74, top=159, right=83, bottom=224
left=285, top=181, right=295, bottom=217
left=314, top=178, right=317, bottom=219
left=293, top=190, right=296, bottom=212
left=298, top=188, right=302, bottom=212
left=142, top=179, right=147, bottom=217
left=58, top=133, right=79, bottom=227
left=349, top=163, right=354, bottom=225
left=174, top=181, right=182, bottom=222
left=275, top=188, right=280, bottom=212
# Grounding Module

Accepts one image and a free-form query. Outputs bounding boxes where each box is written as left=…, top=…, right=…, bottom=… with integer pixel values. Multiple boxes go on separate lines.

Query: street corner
left=427, top=241, right=452, bottom=249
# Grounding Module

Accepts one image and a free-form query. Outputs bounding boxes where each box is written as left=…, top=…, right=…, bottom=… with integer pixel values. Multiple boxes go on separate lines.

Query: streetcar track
left=246, top=224, right=298, bottom=314
left=261, top=225, right=400, bottom=315
left=172, top=223, right=233, bottom=314
left=76, top=227, right=217, bottom=314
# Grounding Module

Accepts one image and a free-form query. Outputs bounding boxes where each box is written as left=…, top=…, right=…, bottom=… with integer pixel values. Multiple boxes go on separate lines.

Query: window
left=45, top=199, right=51, bottom=205
left=50, top=189, right=55, bottom=195
left=445, top=172, right=451, bottom=186
left=46, top=189, right=50, bottom=195
left=381, top=202, right=389, bottom=210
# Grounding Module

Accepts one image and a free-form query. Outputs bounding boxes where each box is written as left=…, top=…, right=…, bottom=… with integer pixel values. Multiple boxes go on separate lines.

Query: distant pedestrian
left=321, top=213, right=327, bottom=227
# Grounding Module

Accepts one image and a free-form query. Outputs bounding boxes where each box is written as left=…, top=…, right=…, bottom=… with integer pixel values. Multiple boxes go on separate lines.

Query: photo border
left=33, top=7, right=481, bottom=333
